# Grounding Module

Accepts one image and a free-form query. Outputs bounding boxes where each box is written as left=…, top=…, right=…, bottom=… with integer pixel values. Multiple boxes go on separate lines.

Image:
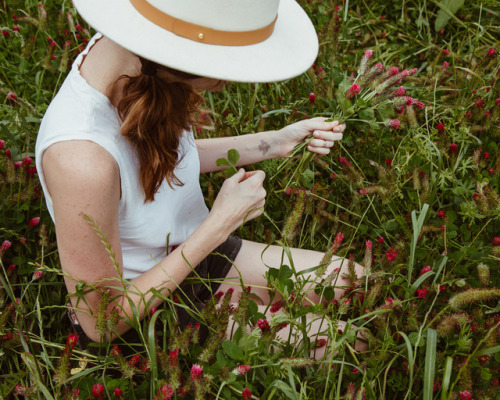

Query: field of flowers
left=1, top=0, right=499, bottom=399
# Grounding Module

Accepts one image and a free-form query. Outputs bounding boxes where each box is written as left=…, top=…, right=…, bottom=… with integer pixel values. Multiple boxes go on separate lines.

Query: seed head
left=232, top=365, right=251, bottom=375
left=385, top=119, right=401, bottom=129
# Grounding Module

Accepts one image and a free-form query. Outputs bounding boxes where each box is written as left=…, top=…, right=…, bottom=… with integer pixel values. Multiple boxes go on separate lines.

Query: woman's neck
left=79, top=36, right=140, bottom=107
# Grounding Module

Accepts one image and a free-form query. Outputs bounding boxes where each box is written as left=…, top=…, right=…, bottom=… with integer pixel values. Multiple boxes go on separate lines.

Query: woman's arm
left=43, top=140, right=266, bottom=342
left=197, top=117, right=346, bottom=173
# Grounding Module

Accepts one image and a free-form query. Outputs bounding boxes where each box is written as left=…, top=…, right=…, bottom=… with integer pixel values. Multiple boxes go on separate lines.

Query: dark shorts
left=70, top=236, right=242, bottom=354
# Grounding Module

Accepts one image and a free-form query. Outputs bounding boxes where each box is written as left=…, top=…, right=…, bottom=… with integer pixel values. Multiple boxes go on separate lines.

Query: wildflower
left=28, top=217, right=40, bottom=227
left=255, top=319, right=270, bottom=331
left=270, top=299, right=285, bottom=313
left=487, top=48, right=496, bottom=57
left=420, top=266, right=431, bottom=276
left=22, top=156, right=33, bottom=168
left=233, top=365, right=251, bottom=375
left=352, top=368, right=360, bottom=374
left=2, top=30, right=9, bottom=38
left=436, top=123, right=445, bottom=132
left=284, top=188, right=293, bottom=195
left=377, top=237, right=384, bottom=245
left=309, top=93, right=316, bottom=103
left=439, top=285, right=446, bottom=292
left=385, top=158, right=392, bottom=167
left=113, top=388, right=123, bottom=397
left=386, top=248, right=397, bottom=261
left=32, top=270, right=43, bottom=280
left=415, top=100, right=425, bottom=110
left=190, top=363, right=203, bottom=381
left=384, top=119, right=400, bottom=129
left=492, top=237, right=500, bottom=246
left=385, top=297, right=394, bottom=306
left=7, top=92, right=17, bottom=103
left=433, top=382, right=441, bottom=392
left=67, top=334, right=79, bottom=349
left=242, top=388, right=252, bottom=400
left=1, top=240, right=12, bottom=252
left=154, top=385, right=174, bottom=400
left=313, top=338, right=327, bottom=348
left=442, top=49, right=450, bottom=55
left=129, top=354, right=141, bottom=367
left=13, top=161, right=22, bottom=169
left=483, top=151, right=490, bottom=160
left=449, top=288, right=500, bottom=310
left=92, top=383, right=104, bottom=399
left=416, top=288, right=427, bottom=299
left=345, top=83, right=361, bottom=99
left=449, top=143, right=457, bottom=154
left=437, top=210, right=446, bottom=219
left=460, top=391, right=472, bottom=400
left=357, top=49, right=373, bottom=76
left=0, top=139, right=4, bottom=150
left=316, top=232, right=344, bottom=277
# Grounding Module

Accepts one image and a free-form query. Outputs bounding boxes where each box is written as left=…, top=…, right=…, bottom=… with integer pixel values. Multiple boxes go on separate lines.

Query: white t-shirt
left=35, top=33, right=209, bottom=280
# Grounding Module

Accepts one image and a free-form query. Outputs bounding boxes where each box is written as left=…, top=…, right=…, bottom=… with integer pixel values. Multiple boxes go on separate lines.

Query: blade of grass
left=423, top=328, right=437, bottom=400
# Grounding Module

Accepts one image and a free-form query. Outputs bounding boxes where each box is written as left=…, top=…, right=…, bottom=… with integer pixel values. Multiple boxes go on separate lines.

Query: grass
left=1, top=0, right=499, bottom=399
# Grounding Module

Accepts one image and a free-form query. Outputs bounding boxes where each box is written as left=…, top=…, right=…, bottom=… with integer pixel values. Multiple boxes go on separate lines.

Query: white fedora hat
left=73, top=0, right=319, bottom=83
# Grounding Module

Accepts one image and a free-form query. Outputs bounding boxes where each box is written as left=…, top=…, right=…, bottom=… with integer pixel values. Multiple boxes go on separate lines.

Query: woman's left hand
left=277, top=117, right=345, bottom=158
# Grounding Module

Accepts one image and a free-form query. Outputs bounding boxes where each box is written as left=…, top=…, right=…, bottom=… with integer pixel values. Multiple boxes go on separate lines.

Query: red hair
left=113, top=59, right=203, bottom=202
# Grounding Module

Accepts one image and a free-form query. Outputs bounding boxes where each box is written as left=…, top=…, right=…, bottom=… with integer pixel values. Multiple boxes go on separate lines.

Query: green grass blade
left=423, top=328, right=437, bottom=400
left=440, top=356, right=453, bottom=400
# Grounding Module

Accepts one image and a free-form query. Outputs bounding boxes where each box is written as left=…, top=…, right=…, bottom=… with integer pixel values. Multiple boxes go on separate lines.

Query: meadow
left=0, top=0, right=499, bottom=399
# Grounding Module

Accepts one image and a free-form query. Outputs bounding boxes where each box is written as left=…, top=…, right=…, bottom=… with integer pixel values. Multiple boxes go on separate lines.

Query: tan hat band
left=130, top=0, right=278, bottom=46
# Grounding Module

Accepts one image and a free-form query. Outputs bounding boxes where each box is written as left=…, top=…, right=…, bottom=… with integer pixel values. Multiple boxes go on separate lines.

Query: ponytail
left=114, top=58, right=203, bottom=202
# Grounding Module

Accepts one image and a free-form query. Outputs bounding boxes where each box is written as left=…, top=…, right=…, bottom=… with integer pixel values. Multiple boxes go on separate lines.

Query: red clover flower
left=242, top=388, right=252, bottom=400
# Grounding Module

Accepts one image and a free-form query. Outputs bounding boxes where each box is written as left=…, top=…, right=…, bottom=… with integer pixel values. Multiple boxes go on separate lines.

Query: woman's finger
left=307, top=145, right=330, bottom=155
left=310, top=138, right=335, bottom=148
left=313, top=130, right=343, bottom=142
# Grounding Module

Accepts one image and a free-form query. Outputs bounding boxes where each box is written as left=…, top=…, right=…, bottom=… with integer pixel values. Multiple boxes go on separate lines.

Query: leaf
left=358, top=107, right=375, bottom=121
left=423, top=329, right=437, bottom=400
left=221, top=340, right=244, bottom=361
left=338, top=78, right=352, bottom=95
left=299, top=168, right=314, bottom=189
left=377, top=101, right=394, bottom=121
left=216, top=158, right=230, bottom=167
left=227, top=149, right=240, bottom=166
left=434, top=0, right=465, bottom=31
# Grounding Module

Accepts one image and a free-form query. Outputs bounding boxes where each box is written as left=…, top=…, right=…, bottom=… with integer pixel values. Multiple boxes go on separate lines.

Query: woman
left=35, top=0, right=364, bottom=353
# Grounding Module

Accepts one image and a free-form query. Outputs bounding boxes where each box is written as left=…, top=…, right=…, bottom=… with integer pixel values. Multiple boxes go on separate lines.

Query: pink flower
left=28, top=217, right=40, bottom=227
left=13, top=161, right=22, bottom=169
left=314, top=338, right=327, bottom=348
left=91, top=383, right=104, bottom=399
left=415, top=101, right=425, bottom=110
left=352, top=368, right=360, bottom=374
left=7, top=92, right=17, bottom=103
left=386, top=248, right=397, bottom=261
left=270, top=299, right=284, bottom=313
left=113, top=388, right=123, bottom=397
left=385, top=297, right=394, bottom=306
left=345, top=83, right=361, bottom=99
left=460, top=391, right=472, bottom=400
left=442, top=49, right=450, bottom=55
left=436, top=123, right=445, bottom=132
left=377, top=237, right=384, bottom=245
left=448, top=143, right=457, bottom=154
left=13, top=25, right=19, bottom=32
left=233, top=365, right=252, bottom=375
left=22, top=157, right=33, bottom=168
left=169, top=349, right=179, bottom=367
left=1, top=240, right=12, bottom=252
left=66, top=334, right=79, bottom=349
left=2, top=30, right=9, bottom=38
left=487, top=48, right=496, bottom=57
left=363, top=49, right=373, bottom=59
left=190, top=363, right=203, bottom=381
left=255, top=319, right=270, bottom=331
left=338, top=156, right=349, bottom=166
left=385, top=158, right=392, bottom=167
left=0, top=139, right=4, bottom=150
left=309, top=93, right=316, bottom=103
left=242, top=388, right=252, bottom=400
left=438, top=210, right=446, bottom=219
left=492, top=237, right=500, bottom=246
left=385, top=119, right=400, bottom=129
left=420, top=266, right=431, bottom=276
left=416, top=288, right=427, bottom=299
left=483, top=152, right=490, bottom=160
left=129, top=354, right=141, bottom=366
left=359, top=189, right=367, bottom=195
left=32, top=270, right=43, bottom=280
left=488, top=168, right=495, bottom=175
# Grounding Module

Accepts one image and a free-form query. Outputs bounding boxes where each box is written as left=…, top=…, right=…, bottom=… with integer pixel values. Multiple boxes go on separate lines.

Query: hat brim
left=73, top=0, right=318, bottom=83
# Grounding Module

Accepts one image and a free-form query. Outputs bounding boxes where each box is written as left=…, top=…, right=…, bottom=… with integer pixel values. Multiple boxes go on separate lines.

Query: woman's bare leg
left=218, top=239, right=364, bottom=305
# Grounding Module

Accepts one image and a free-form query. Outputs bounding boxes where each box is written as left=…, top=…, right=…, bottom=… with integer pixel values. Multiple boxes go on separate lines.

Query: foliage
left=1, top=0, right=499, bottom=399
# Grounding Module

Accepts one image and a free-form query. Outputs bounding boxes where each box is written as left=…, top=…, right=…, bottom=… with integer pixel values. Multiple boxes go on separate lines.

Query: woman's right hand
left=209, top=168, right=266, bottom=235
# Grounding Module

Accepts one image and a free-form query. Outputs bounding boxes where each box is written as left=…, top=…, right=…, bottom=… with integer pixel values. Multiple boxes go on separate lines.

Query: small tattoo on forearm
left=258, top=140, right=270, bottom=155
